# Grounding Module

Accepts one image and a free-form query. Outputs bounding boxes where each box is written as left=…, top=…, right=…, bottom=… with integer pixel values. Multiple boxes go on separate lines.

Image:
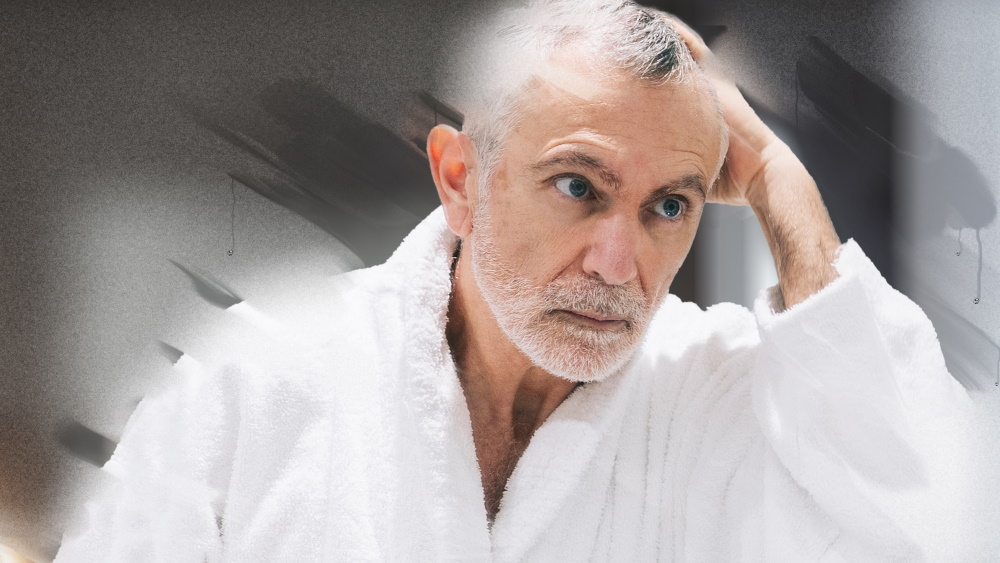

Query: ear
left=427, top=124, right=477, bottom=238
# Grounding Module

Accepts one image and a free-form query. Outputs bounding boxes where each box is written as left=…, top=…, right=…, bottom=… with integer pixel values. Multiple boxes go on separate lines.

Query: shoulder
left=628, top=294, right=762, bottom=432
left=152, top=262, right=404, bottom=427
left=630, top=295, right=761, bottom=430
left=640, top=294, right=761, bottom=365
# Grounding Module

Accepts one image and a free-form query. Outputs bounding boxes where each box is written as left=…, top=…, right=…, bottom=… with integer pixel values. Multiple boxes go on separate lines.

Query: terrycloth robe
left=56, top=208, right=971, bottom=562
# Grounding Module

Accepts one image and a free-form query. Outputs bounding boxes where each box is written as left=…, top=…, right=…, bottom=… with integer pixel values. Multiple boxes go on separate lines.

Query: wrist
left=745, top=142, right=810, bottom=213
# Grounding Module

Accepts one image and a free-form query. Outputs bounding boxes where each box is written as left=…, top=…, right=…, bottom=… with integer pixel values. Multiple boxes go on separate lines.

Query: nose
left=581, top=213, right=639, bottom=286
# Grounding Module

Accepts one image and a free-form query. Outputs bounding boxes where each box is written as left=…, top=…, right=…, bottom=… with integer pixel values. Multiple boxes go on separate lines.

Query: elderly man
left=57, top=1, right=969, bottom=561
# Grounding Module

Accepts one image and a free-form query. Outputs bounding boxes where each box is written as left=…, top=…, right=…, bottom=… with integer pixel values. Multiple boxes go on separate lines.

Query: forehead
left=505, top=63, right=722, bottom=184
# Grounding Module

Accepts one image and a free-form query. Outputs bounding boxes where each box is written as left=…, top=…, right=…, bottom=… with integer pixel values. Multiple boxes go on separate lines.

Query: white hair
left=446, top=0, right=729, bottom=201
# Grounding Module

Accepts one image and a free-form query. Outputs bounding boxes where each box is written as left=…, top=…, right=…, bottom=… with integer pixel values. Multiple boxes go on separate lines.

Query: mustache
left=542, top=275, right=649, bottom=324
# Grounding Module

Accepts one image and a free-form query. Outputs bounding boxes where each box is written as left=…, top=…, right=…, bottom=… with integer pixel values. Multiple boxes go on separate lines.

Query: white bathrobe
left=56, top=208, right=972, bottom=562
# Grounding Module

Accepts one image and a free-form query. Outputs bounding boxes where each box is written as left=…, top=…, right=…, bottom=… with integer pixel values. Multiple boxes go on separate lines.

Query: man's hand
left=668, top=19, right=779, bottom=207
left=671, top=19, right=843, bottom=309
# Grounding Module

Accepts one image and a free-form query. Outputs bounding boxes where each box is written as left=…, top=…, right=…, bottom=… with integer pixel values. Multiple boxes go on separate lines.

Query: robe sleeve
left=749, top=238, right=973, bottom=561
left=54, top=357, right=242, bottom=563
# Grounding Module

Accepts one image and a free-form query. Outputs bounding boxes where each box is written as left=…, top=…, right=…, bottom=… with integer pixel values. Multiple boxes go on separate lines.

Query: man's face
left=468, top=63, right=724, bottom=382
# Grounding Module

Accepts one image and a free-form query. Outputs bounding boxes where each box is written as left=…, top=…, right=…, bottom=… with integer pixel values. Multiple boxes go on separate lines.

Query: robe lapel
left=490, top=360, right=639, bottom=562
left=384, top=208, right=641, bottom=561
left=388, top=208, right=492, bottom=560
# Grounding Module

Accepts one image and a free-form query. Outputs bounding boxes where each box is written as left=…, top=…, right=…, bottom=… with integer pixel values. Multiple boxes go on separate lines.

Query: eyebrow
left=529, top=150, right=624, bottom=192
left=640, top=174, right=708, bottom=207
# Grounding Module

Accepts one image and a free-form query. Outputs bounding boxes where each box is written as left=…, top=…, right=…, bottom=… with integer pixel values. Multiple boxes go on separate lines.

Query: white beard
left=468, top=205, right=654, bottom=382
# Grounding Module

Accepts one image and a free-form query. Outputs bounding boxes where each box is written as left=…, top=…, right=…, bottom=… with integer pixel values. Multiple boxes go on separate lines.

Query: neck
left=445, top=244, right=579, bottom=438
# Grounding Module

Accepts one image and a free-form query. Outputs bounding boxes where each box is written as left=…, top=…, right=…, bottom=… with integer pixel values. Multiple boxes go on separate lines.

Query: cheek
left=490, top=205, right=585, bottom=282
left=641, top=228, right=699, bottom=301
left=514, top=222, right=579, bottom=279
left=641, top=255, right=681, bottom=304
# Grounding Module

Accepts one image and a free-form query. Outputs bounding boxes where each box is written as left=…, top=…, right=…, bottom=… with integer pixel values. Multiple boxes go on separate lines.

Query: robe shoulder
left=625, top=239, right=972, bottom=561
left=215, top=262, right=409, bottom=398
left=54, top=262, right=414, bottom=563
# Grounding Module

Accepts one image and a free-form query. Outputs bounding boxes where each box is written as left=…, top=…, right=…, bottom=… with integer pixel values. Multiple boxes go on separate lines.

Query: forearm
left=747, top=142, right=841, bottom=309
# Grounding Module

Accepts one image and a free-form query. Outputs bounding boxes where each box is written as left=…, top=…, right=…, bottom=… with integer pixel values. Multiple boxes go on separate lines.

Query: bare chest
left=469, top=421, right=532, bottom=523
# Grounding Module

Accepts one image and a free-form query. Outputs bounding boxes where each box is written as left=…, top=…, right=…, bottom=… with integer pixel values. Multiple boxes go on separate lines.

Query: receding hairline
left=444, top=0, right=729, bottom=202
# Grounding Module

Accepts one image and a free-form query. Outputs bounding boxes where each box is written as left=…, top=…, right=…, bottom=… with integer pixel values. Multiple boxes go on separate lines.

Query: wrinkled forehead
left=533, top=45, right=709, bottom=108
left=509, top=56, right=726, bottom=178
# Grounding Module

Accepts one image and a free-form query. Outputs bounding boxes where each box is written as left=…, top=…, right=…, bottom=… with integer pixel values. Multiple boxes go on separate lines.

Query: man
left=57, top=1, right=970, bottom=561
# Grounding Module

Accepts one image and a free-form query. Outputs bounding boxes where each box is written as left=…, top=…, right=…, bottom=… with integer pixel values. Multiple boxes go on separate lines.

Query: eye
left=554, top=176, right=591, bottom=199
left=654, top=197, right=684, bottom=218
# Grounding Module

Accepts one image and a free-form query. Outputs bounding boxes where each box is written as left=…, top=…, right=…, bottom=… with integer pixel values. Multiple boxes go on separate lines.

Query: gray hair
left=447, top=0, right=728, bottom=202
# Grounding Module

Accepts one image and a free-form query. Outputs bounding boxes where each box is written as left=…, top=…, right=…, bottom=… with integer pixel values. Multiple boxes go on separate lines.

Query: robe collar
left=383, top=208, right=640, bottom=560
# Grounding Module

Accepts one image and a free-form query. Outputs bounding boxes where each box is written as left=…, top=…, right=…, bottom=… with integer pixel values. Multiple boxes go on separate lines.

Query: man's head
left=429, top=0, right=728, bottom=382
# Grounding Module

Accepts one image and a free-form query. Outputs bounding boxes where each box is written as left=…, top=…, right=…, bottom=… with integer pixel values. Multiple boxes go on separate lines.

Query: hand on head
left=667, top=17, right=793, bottom=209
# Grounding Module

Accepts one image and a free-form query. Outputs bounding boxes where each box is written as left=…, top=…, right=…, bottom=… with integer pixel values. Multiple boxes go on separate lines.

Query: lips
left=556, top=309, right=630, bottom=329
left=570, top=309, right=624, bottom=322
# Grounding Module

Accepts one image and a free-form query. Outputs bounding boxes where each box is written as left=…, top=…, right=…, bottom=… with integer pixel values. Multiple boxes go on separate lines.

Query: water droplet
left=228, top=178, right=237, bottom=258
left=956, top=251, right=961, bottom=256
left=975, top=229, right=983, bottom=307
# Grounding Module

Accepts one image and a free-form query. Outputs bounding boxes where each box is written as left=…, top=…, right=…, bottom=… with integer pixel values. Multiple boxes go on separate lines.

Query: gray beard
left=467, top=205, right=652, bottom=383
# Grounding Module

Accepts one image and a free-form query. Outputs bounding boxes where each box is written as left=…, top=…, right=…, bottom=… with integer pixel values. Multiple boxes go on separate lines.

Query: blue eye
left=555, top=177, right=590, bottom=199
left=656, top=198, right=683, bottom=218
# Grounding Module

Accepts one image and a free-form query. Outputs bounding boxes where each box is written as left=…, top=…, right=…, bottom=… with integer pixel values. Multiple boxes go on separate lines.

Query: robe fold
left=55, top=208, right=971, bottom=562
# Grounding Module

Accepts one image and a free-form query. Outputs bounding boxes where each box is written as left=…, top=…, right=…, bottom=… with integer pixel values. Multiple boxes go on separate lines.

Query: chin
left=509, top=317, right=644, bottom=383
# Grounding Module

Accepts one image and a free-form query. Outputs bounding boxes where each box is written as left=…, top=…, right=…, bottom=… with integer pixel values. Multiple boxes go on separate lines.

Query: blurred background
left=1, top=0, right=997, bottom=560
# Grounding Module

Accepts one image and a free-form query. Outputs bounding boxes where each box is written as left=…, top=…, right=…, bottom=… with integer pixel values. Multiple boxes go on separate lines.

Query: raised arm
left=672, top=20, right=842, bottom=309
left=664, top=19, right=973, bottom=561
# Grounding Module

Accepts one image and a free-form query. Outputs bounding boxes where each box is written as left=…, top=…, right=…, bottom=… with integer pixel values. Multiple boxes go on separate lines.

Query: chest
left=468, top=419, right=533, bottom=522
